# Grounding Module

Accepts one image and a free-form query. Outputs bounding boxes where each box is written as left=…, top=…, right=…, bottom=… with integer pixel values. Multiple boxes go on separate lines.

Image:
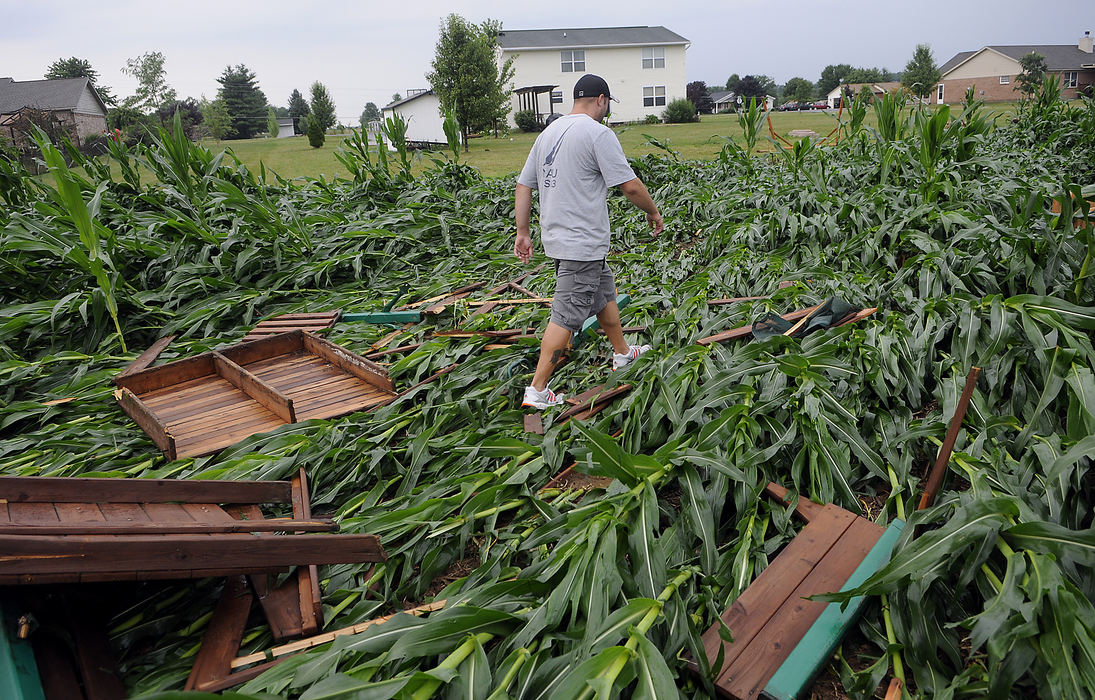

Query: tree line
left=37, top=53, right=388, bottom=145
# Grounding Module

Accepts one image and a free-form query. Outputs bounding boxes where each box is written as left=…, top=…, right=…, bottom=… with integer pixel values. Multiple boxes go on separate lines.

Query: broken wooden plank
left=696, top=304, right=821, bottom=346
left=185, top=575, right=253, bottom=692
left=212, top=352, right=296, bottom=424
left=301, top=332, right=394, bottom=393
left=291, top=468, right=322, bottom=636
left=114, top=335, right=176, bottom=383
left=0, top=476, right=292, bottom=505
left=231, top=600, right=447, bottom=669
left=0, top=518, right=336, bottom=536
left=556, top=385, right=632, bottom=422
left=114, top=388, right=177, bottom=461
left=523, top=414, right=544, bottom=435
left=0, top=533, right=386, bottom=578
left=919, top=367, right=981, bottom=511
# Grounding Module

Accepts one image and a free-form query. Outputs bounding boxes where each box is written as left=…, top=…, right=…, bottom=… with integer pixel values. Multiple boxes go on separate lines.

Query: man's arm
left=618, top=178, right=664, bottom=236
left=514, top=183, right=534, bottom=263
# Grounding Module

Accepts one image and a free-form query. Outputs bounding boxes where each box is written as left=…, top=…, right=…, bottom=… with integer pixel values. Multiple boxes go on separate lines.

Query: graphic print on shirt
left=541, top=124, right=574, bottom=188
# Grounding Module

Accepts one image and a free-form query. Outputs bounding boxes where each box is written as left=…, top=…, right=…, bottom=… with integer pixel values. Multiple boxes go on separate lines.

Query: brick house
left=0, top=77, right=109, bottom=148
left=937, top=31, right=1095, bottom=104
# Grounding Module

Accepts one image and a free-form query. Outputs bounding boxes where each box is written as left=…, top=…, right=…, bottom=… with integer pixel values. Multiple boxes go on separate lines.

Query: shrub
left=307, top=115, right=325, bottom=148
left=514, top=110, right=538, bottom=132
left=644, top=114, right=660, bottom=125
left=663, top=98, right=697, bottom=124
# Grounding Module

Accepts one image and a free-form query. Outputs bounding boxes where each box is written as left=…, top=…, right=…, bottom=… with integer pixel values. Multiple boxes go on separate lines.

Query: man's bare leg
left=596, top=301, right=630, bottom=355
left=531, top=322, right=574, bottom=391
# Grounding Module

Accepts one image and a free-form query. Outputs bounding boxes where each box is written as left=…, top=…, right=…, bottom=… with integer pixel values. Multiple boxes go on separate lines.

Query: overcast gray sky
left=2, top=0, right=1091, bottom=123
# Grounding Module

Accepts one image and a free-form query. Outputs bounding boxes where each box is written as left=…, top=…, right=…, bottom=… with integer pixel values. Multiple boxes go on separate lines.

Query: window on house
left=937, top=84, right=944, bottom=101
left=551, top=90, right=562, bottom=104
left=1064, top=71, right=1078, bottom=88
left=643, top=85, right=666, bottom=107
left=561, top=50, right=585, bottom=72
left=642, top=47, right=665, bottom=69
left=999, top=75, right=1010, bottom=85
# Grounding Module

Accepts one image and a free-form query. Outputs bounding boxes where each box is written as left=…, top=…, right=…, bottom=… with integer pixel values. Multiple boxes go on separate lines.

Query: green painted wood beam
left=763, top=519, right=905, bottom=700
left=339, top=310, right=422, bottom=324
left=573, top=294, right=630, bottom=348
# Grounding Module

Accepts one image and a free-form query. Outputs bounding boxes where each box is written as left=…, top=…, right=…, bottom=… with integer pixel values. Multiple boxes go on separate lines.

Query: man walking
left=514, top=74, right=664, bottom=409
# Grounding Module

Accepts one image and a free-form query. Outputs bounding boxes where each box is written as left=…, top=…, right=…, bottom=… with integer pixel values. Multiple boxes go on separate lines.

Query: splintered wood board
left=115, top=330, right=396, bottom=460
left=242, top=312, right=341, bottom=342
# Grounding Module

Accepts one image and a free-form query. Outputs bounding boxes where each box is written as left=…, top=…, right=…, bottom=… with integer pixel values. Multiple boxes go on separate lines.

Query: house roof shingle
left=0, top=77, right=107, bottom=115
left=942, top=44, right=1095, bottom=75
left=383, top=90, right=434, bottom=110
left=497, top=26, right=688, bottom=50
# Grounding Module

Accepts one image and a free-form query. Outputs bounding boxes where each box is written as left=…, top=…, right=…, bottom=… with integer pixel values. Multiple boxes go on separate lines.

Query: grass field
left=199, top=103, right=1021, bottom=181
left=44, top=101, right=1017, bottom=186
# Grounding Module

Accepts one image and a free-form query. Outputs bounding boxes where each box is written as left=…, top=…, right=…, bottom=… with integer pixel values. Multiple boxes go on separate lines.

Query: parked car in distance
left=813, top=100, right=830, bottom=110
left=778, top=101, right=799, bottom=111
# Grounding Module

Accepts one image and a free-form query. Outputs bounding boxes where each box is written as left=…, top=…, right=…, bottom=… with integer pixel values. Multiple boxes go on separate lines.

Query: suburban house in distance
left=381, top=89, right=458, bottom=148
left=496, top=25, right=689, bottom=126
left=825, top=81, right=901, bottom=108
left=937, top=31, right=1094, bottom=104
left=0, top=77, right=108, bottom=148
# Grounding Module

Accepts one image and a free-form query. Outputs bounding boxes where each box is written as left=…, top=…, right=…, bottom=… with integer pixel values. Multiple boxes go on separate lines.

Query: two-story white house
left=496, top=26, right=689, bottom=127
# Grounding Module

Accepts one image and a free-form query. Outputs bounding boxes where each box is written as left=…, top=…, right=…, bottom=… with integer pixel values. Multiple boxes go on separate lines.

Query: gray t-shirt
left=517, top=114, right=635, bottom=261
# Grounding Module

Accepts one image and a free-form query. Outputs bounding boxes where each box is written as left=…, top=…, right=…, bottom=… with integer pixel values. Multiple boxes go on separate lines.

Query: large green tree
left=309, top=82, right=337, bottom=132
left=1016, top=52, right=1048, bottom=96
left=427, top=14, right=514, bottom=151
left=216, top=65, right=267, bottom=139
left=902, top=44, right=941, bottom=99
left=288, top=89, right=310, bottom=135
left=121, top=51, right=175, bottom=112
left=783, top=77, right=815, bottom=104
left=686, top=81, right=714, bottom=113
left=724, top=73, right=741, bottom=93
left=44, top=57, right=117, bottom=106
left=737, top=75, right=768, bottom=103
left=361, top=102, right=381, bottom=125
left=199, top=97, right=234, bottom=141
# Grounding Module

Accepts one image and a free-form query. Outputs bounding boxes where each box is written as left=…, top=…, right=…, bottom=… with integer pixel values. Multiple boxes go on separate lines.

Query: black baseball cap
left=573, top=74, right=619, bottom=102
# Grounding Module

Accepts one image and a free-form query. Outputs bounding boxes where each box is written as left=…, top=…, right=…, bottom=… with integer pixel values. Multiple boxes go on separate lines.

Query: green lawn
left=204, top=104, right=1021, bottom=181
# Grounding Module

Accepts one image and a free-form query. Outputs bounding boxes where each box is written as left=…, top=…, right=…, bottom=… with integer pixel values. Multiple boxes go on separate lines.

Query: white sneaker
left=522, top=385, right=566, bottom=409
left=612, top=344, right=651, bottom=371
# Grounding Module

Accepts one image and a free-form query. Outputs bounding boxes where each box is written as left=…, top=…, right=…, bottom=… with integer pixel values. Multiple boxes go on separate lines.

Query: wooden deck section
left=241, top=311, right=341, bottom=343
left=0, top=471, right=385, bottom=587
left=114, top=330, right=397, bottom=460
left=693, top=483, right=903, bottom=699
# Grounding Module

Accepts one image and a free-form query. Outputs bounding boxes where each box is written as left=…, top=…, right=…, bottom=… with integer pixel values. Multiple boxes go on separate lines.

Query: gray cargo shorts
left=550, top=258, right=617, bottom=333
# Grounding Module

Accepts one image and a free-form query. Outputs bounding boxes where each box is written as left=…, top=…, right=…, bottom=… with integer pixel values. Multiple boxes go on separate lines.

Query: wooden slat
left=292, top=468, right=322, bottom=635
left=114, top=335, right=176, bottom=383
left=365, top=342, right=424, bottom=360
left=218, top=330, right=306, bottom=366
left=919, top=366, right=981, bottom=511
left=718, top=517, right=885, bottom=698
left=698, top=505, right=856, bottom=677
left=696, top=304, right=822, bottom=346
left=397, top=281, right=488, bottom=310
left=556, top=385, right=631, bottom=422
left=213, top=352, right=296, bottom=423
left=301, top=332, right=394, bottom=393
left=70, top=601, right=127, bottom=700
left=707, top=295, right=772, bottom=305
left=0, top=476, right=292, bottom=504
left=114, top=387, right=177, bottom=460
left=0, top=533, right=386, bottom=576
left=833, top=307, right=878, bottom=328
left=765, top=482, right=825, bottom=523
left=31, top=632, right=83, bottom=700
left=465, top=297, right=552, bottom=306
left=7, top=502, right=59, bottom=524
left=185, top=575, right=253, bottom=692
left=255, top=312, right=340, bottom=321
left=113, top=353, right=215, bottom=395
left=231, top=504, right=304, bottom=641
left=523, top=414, right=544, bottom=435
left=0, top=518, right=336, bottom=535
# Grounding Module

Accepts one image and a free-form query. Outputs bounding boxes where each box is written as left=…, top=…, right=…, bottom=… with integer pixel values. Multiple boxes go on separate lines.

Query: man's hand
left=514, top=229, right=533, bottom=263
left=647, top=212, right=664, bottom=237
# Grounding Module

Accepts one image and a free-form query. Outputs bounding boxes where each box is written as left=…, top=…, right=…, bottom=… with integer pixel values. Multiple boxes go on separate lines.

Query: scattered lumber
left=114, top=330, right=396, bottom=460
left=691, top=483, right=903, bottom=699
left=114, top=335, right=175, bottom=384
left=556, top=384, right=632, bottom=425
left=241, top=312, right=340, bottom=343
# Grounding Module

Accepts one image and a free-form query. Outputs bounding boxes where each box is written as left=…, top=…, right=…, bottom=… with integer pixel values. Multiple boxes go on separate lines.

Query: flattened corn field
left=2, top=88, right=1095, bottom=699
